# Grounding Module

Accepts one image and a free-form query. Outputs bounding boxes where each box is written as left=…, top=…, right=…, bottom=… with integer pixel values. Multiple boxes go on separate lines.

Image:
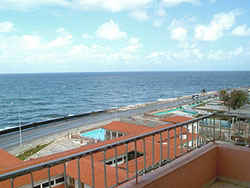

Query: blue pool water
left=182, top=110, right=198, bottom=114
left=80, top=128, right=105, bottom=141
left=154, top=101, right=204, bottom=115
left=154, top=107, right=184, bottom=115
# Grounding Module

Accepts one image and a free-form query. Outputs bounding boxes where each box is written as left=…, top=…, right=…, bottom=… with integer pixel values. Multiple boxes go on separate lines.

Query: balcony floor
left=209, top=181, right=248, bottom=188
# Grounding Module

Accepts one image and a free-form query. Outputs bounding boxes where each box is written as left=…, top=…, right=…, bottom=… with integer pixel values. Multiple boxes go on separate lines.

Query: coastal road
left=0, top=95, right=213, bottom=153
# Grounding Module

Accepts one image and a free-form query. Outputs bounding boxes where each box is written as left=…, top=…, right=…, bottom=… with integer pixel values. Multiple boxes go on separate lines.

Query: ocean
left=0, top=71, right=249, bottom=131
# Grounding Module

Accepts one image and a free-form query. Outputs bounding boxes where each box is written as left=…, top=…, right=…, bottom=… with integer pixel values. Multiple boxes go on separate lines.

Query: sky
left=0, top=0, right=250, bottom=73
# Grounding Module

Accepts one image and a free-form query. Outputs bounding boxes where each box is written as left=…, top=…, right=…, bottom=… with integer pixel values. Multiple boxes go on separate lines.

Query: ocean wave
left=0, top=126, right=17, bottom=131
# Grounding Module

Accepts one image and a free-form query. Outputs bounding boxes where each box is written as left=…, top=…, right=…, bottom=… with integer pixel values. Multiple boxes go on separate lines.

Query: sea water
left=0, top=71, right=249, bottom=130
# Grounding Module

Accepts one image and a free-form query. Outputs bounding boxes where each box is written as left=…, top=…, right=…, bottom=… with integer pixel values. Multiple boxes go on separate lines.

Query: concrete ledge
left=120, top=143, right=250, bottom=188
left=120, top=143, right=217, bottom=188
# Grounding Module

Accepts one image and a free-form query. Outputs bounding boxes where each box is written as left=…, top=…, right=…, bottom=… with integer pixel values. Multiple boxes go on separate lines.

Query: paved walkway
left=27, top=136, right=88, bottom=159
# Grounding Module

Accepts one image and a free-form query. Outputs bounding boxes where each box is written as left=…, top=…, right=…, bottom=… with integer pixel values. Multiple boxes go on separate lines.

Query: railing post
left=135, top=140, right=138, bottom=184
left=126, top=144, right=129, bottom=178
left=191, top=123, right=194, bottom=149
left=174, top=128, right=177, bottom=158
left=206, top=118, right=208, bottom=142
left=143, top=138, right=146, bottom=173
left=63, top=163, right=67, bottom=188
left=11, top=178, right=14, bottom=188
left=201, top=119, right=204, bottom=145
left=197, top=121, right=199, bottom=147
left=210, top=118, right=212, bottom=140
left=91, top=154, right=95, bottom=188
left=77, top=158, right=81, bottom=188
left=115, top=147, right=118, bottom=185
left=103, top=151, right=107, bottom=188
left=167, top=130, right=170, bottom=161
left=219, top=119, right=222, bottom=141
left=213, top=115, right=216, bottom=142
left=160, top=132, right=163, bottom=166
left=30, top=173, right=34, bottom=188
left=152, top=135, right=154, bottom=168
left=180, top=126, right=183, bottom=154
left=48, top=167, right=51, bottom=188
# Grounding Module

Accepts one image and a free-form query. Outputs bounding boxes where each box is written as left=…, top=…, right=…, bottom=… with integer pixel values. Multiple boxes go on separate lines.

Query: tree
left=220, top=89, right=248, bottom=110
left=228, top=90, right=248, bottom=110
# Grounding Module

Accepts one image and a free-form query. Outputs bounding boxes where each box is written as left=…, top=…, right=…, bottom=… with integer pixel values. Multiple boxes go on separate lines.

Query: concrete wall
left=217, top=144, right=250, bottom=185
left=121, top=143, right=250, bottom=188
left=121, top=143, right=217, bottom=188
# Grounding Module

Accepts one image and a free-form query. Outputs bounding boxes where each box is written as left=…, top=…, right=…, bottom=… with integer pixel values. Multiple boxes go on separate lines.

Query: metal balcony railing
left=0, top=113, right=250, bottom=188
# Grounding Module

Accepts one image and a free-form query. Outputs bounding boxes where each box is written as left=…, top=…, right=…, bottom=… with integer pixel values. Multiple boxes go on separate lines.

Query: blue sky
left=0, top=0, right=250, bottom=73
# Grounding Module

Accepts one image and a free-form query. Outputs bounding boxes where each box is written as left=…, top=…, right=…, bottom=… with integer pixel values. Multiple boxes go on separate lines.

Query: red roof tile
left=161, top=115, right=193, bottom=123
left=0, top=149, right=23, bottom=170
left=102, top=121, right=153, bottom=135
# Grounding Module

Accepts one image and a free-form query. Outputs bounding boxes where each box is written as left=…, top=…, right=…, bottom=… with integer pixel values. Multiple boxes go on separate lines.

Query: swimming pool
left=80, top=128, right=105, bottom=141
left=154, top=102, right=204, bottom=115
left=154, top=107, right=184, bottom=115
left=182, top=109, right=198, bottom=114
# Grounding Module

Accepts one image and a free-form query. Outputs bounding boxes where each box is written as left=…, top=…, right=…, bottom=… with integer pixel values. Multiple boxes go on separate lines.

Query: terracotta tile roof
left=161, top=116, right=193, bottom=123
left=102, top=121, right=153, bottom=135
left=0, top=165, right=63, bottom=188
left=0, top=120, right=198, bottom=188
left=0, top=149, right=22, bottom=170
left=67, top=159, right=133, bottom=188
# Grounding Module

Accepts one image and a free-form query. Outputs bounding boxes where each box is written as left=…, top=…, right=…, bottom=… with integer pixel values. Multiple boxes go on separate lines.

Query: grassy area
left=17, top=142, right=52, bottom=160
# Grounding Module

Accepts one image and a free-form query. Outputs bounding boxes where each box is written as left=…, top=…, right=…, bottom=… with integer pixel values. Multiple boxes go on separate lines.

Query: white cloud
left=208, top=50, right=224, bottom=60
left=146, top=51, right=165, bottom=58
left=232, top=25, right=250, bottom=36
left=170, top=27, right=188, bottom=41
left=96, top=20, right=127, bottom=40
left=74, top=0, right=152, bottom=12
left=147, top=42, right=203, bottom=60
left=82, top=33, right=92, bottom=39
left=229, top=46, right=243, bottom=56
left=194, top=10, right=240, bottom=41
left=0, top=21, right=14, bottom=32
left=48, top=35, right=72, bottom=48
left=122, top=37, right=142, bottom=53
left=0, top=0, right=71, bottom=10
left=20, top=35, right=42, bottom=50
left=154, top=8, right=166, bottom=17
left=162, top=0, right=200, bottom=6
left=129, top=10, right=149, bottom=21
left=0, top=0, right=153, bottom=12
left=55, top=28, right=70, bottom=36
left=153, top=19, right=164, bottom=27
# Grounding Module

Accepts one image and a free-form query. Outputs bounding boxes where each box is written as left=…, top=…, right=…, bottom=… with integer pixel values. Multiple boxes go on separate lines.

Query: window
left=42, top=181, right=54, bottom=188
left=55, top=177, right=64, bottom=184
left=117, top=157, right=123, bottom=162
left=118, top=133, right=123, bottom=137
left=34, top=185, right=41, bottom=188
left=106, top=160, right=113, bottom=165
left=112, top=132, right=116, bottom=138
left=69, top=177, right=75, bottom=185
